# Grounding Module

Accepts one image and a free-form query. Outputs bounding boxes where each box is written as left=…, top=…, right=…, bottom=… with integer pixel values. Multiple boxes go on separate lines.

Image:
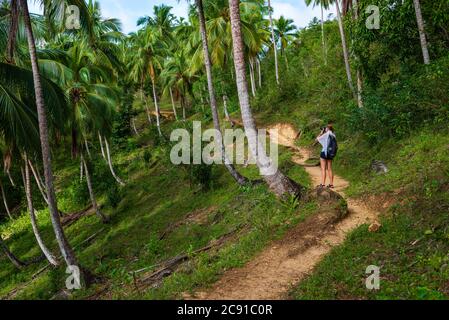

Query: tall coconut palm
left=128, top=28, right=163, bottom=136
left=412, top=0, right=430, bottom=64
left=304, top=0, right=330, bottom=64
left=305, top=0, right=355, bottom=97
left=352, top=0, right=363, bottom=107
left=334, top=0, right=355, bottom=98
left=228, top=0, right=302, bottom=197
left=195, top=0, right=248, bottom=186
left=267, top=0, right=279, bottom=85
left=18, top=0, right=79, bottom=271
left=274, top=15, right=297, bottom=68
left=160, top=50, right=193, bottom=121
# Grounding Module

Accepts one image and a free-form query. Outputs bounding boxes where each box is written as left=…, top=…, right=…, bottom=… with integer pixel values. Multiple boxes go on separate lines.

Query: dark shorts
left=320, top=151, right=334, bottom=161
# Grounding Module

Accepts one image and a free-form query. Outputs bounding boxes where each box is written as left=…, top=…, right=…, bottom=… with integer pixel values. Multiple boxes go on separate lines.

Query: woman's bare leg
left=320, top=158, right=327, bottom=186
left=327, top=160, right=334, bottom=186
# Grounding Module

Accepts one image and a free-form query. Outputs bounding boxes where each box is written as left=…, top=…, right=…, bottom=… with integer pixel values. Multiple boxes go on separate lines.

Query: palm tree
left=335, top=0, right=355, bottom=98
left=267, top=0, right=279, bottom=85
left=274, top=15, right=297, bottom=68
left=304, top=0, right=330, bottom=64
left=228, top=0, right=302, bottom=197
left=412, top=0, right=430, bottom=64
left=128, top=28, right=164, bottom=136
left=160, top=50, right=192, bottom=121
left=352, top=0, right=363, bottom=108
left=195, top=0, right=248, bottom=186
left=18, top=0, right=80, bottom=271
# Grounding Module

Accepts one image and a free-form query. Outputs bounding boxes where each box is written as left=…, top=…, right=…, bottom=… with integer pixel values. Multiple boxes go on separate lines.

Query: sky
left=28, top=0, right=334, bottom=35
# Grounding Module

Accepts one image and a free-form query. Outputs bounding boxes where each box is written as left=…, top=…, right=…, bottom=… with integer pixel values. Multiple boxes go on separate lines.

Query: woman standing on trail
left=316, top=124, right=338, bottom=189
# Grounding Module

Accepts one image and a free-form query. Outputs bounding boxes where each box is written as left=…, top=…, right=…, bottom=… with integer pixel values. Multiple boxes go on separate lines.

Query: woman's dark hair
left=327, top=124, right=334, bottom=132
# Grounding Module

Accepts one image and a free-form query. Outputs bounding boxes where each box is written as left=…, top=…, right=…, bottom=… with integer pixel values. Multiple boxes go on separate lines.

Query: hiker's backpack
left=327, top=134, right=338, bottom=158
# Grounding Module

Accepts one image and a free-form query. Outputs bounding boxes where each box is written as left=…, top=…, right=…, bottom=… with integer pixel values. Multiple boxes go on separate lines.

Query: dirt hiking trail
left=189, top=123, right=379, bottom=300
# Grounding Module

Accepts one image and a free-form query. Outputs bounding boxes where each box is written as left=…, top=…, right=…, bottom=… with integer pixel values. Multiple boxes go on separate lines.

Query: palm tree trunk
left=335, top=0, right=356, bottom=99
left=80, top=157, right=84, bottom=182
left=71, top=127, right=78, bottom=159
left=353, top=0, right=363, bottom=107
left=6, top=0, right=19, bottom=64
left=169, top=87, right=178, bottom=120
left=181, top=95, right=186, bottom=120
left=256, top=58, right=262, bottom=88
left=98, top=133, right=106, bottom=160
left=321, top=4, right=327, bottom=65
left=249, top=57, right=256, bottom=97
left=84, top=138, right=91, bottom=159
left=6, top=169, right=15, bottom=187
left=223, top=95, right=231, bottom=122
left=28, top=159, right=49, bottom=204
left=413, top=0, right=430, bottom=64
left=141, top=87, right=153, bottom=125
left=267, top=0, right=280, bottom=85
left=0, top=235, right=24, bottom=268
left=0, top=181, right=12, bottom=219
left=104, top=138, right=125, bottom=186
left=23, top=155, right=58, bottom=266
left=228, top=0, right=302, bottom=197
left=81, top=154, right=109, bottom=223
left=20, top=0, right=79, bottom=269
left=131, top=118, right=139, bottom=135
left=151, top=79, right=162, bottom=136
left=196, top=0, right=248, bottom=186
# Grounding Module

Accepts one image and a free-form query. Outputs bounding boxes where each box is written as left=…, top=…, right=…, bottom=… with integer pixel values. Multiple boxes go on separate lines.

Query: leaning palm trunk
left=151, top=79, right=162, bottom=136
left=229, top=0, right=301, bottom=197
left=23, top=155, right=58, bottom=266
left=28, top=159, right=49, bottom=204
left=256, top=58, right=262, bottom=88
left=196, top=0, right=248, bottom=186
left=0, top=181, right=12, bottom=219
left=0, top=235, right=24, bottom=268
left=6, top=169, right=15, bottom=187
left=412, top=0, right=430, bottom=64
left=20, top=0, right=79, bottom=269
left=267, top=0, right=280, bottom=85
left=335, top=0, right=356, bottom=99
left=169, top=87, right=178, bottom=120
left=81, top=154, right=109, bottom=223
left=98, top=133, right=106, bottom=160
left=84, top=138, right=91, bottom=158
left=104, top=139, right=125, bottom=186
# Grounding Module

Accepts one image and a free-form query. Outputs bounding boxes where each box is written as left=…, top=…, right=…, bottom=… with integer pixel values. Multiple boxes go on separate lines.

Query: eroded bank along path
left=188, top=123, right=379, bottom=300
